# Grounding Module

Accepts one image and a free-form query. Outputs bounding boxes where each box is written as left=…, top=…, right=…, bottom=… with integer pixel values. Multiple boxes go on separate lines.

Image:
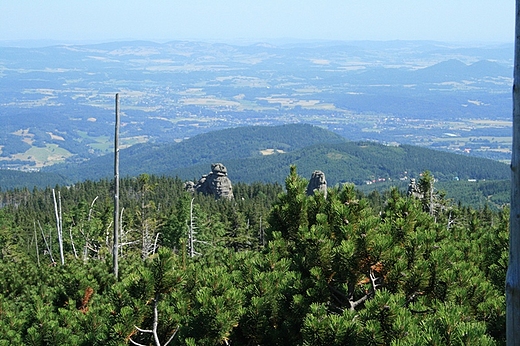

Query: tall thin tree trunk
left=59, top=191, right=64, bottom=262
left=69, top=225, right=78, bottom=259
left=33, top=221, right=40, bottom=267
left=508, top=2, right=520, bottom=344
left=119, top=207, right=125, bottom=258
left=53, top=189, right=65, bottom=265
left=259, top=216, right=264, bottom=247
left=189, top=198, right=195, bottom=258
left=38, top=220, right=55, bottom=264
left=113, top=93, right=120, bottom=279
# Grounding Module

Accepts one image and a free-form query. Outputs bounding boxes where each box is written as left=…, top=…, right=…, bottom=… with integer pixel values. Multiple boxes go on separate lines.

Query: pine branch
left=328, top=283, right=348, bottom=307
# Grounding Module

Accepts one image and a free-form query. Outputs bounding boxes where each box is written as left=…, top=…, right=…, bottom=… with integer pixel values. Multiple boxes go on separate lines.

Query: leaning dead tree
left=508, top=2, right=520, bottom=344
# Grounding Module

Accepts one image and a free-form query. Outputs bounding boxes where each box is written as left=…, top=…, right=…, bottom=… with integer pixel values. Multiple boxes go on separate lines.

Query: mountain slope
left=44, top=124, right=346, bottom=182
left=0, top=170, right=68, bottom=191
left=6, top=124, right=509, bottom=191
left=170, top=141, right=509, bottom=186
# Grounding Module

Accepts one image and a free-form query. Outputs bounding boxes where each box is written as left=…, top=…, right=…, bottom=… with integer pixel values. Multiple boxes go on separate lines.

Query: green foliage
left=0, top=169, right=508, bottom=345
left=0, top=169, right=69, bottom=191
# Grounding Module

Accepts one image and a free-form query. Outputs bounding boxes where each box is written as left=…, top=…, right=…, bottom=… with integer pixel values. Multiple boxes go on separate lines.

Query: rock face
left=306, top=170, right=327, bottom=198
left=185, top=163, right=234, bottom=200
left=407, top=178, right=423, bottom=199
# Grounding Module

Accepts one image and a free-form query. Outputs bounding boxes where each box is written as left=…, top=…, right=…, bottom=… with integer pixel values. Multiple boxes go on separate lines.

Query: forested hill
left=2, top=123, right=510, bottom=190
left=43, top=123, right=346, bottom=182
left=170, top=141, right=510, bottom=185
left=0, top=170, right=69, bottom=191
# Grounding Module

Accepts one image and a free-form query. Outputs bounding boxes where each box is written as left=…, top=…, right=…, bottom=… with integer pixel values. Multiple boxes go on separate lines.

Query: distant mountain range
left=349, top=58, right=511, bottom=85
left=0, top=40, right=514, bottom=172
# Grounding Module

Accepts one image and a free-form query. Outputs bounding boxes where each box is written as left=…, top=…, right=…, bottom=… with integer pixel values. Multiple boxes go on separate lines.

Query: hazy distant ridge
left=0, top=40, right=514, bottom=173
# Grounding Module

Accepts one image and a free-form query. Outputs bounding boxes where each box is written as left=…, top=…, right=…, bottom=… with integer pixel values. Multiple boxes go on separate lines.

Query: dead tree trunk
left=188, top=198, right=195, bottom=258
left=53, top=189, right=64, bottom=265
left=38, top=220, right=55, bottom=264
left=508, top=2, right=520, bottom=344
left=33, top=221, right=40, bottom=266
left=129, top=294, right=179, bottom=346
left=113, top=93, right=120, bottom=279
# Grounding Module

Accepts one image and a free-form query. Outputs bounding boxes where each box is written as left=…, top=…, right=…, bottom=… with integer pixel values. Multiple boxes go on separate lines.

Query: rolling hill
left=36, top=123, right=510, bottom=187
left=42, top=124, right=346, bottom=182
left=0, top=124, right=511, bottom=208
left=170, top=141, right=509, bottom=186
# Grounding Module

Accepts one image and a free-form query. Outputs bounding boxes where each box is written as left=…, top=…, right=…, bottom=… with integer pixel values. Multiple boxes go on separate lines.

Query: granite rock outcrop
left=185, top=163, right=234, bottom=200
left=306, top=170, right=327, bottom=198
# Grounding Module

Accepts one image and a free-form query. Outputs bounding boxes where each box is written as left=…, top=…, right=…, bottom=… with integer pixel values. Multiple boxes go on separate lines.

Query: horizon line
left=0, top=37, right=513, bottom=48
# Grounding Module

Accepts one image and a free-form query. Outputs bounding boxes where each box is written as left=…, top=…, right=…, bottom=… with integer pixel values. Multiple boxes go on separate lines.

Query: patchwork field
left=0, top=40, right=513, bottom=170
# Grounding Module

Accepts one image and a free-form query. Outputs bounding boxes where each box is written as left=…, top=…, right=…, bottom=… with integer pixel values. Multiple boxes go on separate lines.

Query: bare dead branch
left=152, top=296, right=160, bottom=346
left=69, top=225, right=78, bottom=259
left=128, top=338, right=147, bottom=346
left=130, top=295, right=179, bottom=346
left=349, top=293, right=370, bottom=311
left=38, top=220, right=55, bottom=264
left=163, top=325, right=180, bottom=346
left=88, top=196, right=98, bottom=222
left=134, top=326, right=153, bottom=334
left=153, top=232, right=161, bottom=254
left=369, top=268, right=382, bottom=291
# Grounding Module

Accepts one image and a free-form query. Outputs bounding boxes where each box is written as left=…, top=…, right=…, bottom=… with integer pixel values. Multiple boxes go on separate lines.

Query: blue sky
left=0, top=0, right=514, bottom=44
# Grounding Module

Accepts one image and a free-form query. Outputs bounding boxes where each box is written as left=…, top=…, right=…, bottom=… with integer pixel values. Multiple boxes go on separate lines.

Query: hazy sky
left=0, top=0, right=514, bottom=44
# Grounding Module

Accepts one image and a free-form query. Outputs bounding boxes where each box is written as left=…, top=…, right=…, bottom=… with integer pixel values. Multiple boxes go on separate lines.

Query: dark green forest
left=0, top=170, right=69, bottom=191
left=42, top=124, right=347, bottom=182
left=172, top=141, right=510, bottom=185
left=0, top=167, right=508, bottom=345
left=38, top=124, right=509, bottom=186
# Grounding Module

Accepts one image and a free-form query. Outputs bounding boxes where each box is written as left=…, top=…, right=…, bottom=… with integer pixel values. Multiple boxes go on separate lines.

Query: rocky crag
left=185, top=163, right=234, bottom=200
left=306, top=170, right=328, bottom=199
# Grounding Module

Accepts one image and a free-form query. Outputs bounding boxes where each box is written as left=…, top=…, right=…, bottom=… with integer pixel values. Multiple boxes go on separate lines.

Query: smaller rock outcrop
left=307, top=170, right=327, bottom=198
left=185, top=163, right=234, bottom=200
left=407, top=178, right=423, bottom=199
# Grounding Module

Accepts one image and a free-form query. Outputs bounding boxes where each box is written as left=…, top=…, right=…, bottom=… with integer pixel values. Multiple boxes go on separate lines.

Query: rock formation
left=306, top=170, right=327, bottom=198
left=185, top=163, right=234, bottom=200
left=407, top=178, right=423, bottom=199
